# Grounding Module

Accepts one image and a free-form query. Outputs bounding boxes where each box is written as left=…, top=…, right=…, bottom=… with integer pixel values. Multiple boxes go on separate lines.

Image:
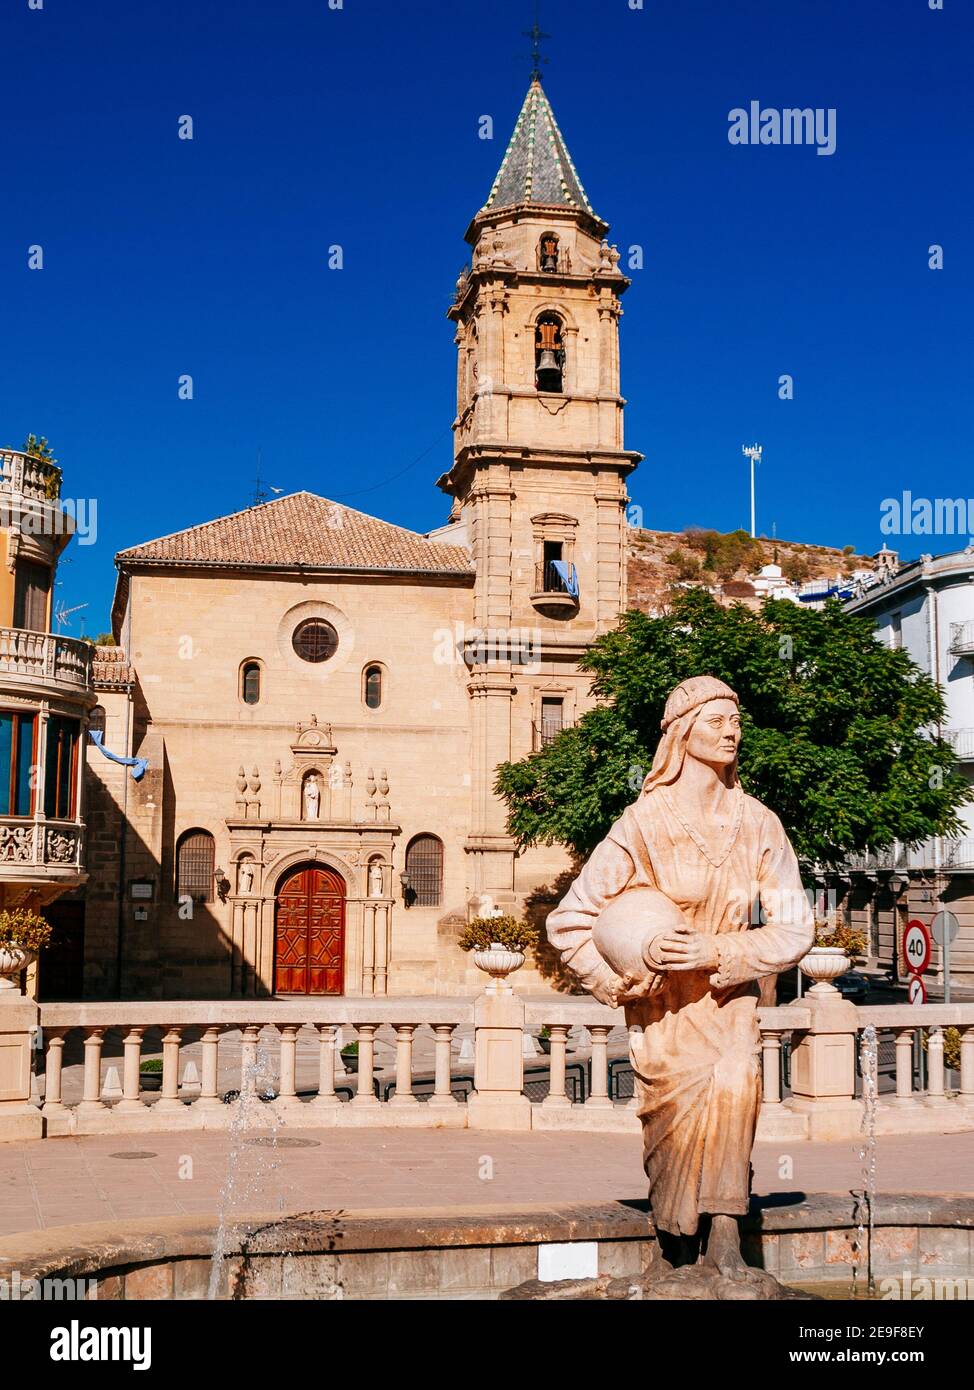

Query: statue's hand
left=614, top=969, right=666, bottom=1004
left=650, top=926, right=719, bottom=972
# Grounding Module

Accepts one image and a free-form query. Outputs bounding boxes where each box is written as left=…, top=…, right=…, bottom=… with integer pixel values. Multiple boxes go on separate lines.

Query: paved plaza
left=0, top=1127, right=971, bottom=1241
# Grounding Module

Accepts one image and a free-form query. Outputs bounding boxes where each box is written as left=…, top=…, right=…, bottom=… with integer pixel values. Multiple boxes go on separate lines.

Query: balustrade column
left=238, top=1023, right=263, bottom=1097
left=892, top=1028, right=917, bottom=1104
left=960, top=1026, right=974, bottom=1107
left=310, top=1025, right=340, bottom=1110
left=195, top=1026, right=223, bottom=1109
left=41, top=1029, right=68, bottom=1113
left=78, top=1028, right=107, bottom=1112
left=116, top=1027, right=147, bottom=1112
left=277, top=1025, right=299, bottom=1104
left=429, top=1024, right=458, bottom=1108
left=350, top=1023, right=379, bottom=1107
left=760, top=1031, right=784, bottom=1108
left=925, top=1026, right=949, bottom=1106
left=541, top=1024, right=571, bottom=1109
left=389, top=1024, right=418, bottom=1106
left=586, top=1025, right=613, bottom=1109
left=155, top=1027, right=184, bottom=1112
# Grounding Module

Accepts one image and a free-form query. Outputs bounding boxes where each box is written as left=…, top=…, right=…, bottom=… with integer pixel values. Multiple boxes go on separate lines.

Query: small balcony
left=944, top=838, right=974, bottom=871
left=532, top=719, right=567, bottom=752
left=0, top=814, right=86, bottom=898
left=0, top=628, right=93, bottom=698
left=950, top=621, right=974, bottom=657
left=531, top=560, right=579, bottom=614
left=947, top=728, right=974, bottom=760
left=0, top=447, right=62, bottom=504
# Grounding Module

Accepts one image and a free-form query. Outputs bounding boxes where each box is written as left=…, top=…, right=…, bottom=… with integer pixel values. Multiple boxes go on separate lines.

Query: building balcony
left=532, top=719, right=567, bottom=751
left=0, top=447, right=62, bottom=504
left=0, top=627, right=93, bottom=700
left=950, top=621, right=974, bottom=656
left=947, top=728, right=974, bottom=760
left=844, top=837, right=974, bottom=874
left=0, top=814, right=86, bottom=898
left=530, top=561, right=579, bottom=613
left=944, top=838, right=974, bottom=871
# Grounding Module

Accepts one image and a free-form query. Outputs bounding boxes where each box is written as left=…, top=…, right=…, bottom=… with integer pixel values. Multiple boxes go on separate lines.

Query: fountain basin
left=0, top=1195, right=972, bottom=1299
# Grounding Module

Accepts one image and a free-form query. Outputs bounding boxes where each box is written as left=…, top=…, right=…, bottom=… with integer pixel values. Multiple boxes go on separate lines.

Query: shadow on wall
left=81, top=719, right=246, bottom=1002
left=522, top=866, right=588, bottom=994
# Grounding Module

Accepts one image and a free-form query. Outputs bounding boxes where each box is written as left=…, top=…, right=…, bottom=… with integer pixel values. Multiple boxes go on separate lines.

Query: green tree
left=496, top=590, right=970, bottom=871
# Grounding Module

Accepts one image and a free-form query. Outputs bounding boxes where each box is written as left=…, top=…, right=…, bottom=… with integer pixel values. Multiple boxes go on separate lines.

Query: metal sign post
left=931, top=910, right=960, bottom=1005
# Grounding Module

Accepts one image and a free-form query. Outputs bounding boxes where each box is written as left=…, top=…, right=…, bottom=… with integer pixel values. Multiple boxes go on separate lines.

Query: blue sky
left=2, top=0, right=970, bottom=632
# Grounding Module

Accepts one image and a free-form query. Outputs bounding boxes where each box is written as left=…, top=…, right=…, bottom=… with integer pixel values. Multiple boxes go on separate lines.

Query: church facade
left=75, top=79, right=641, bottom=1000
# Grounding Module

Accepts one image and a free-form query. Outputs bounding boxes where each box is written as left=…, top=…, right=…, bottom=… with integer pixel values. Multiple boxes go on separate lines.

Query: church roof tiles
left=481, top=78, right=597, bottom=219
left=115, top=491, right=472, bottom=577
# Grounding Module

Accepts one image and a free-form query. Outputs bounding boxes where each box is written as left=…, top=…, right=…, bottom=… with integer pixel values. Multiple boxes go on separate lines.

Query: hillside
left=626, top=527, right=876, bottom=614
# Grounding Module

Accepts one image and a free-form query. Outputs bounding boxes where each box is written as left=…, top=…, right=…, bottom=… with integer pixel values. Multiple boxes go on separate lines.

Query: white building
left=835, top=545, right=974, bottom=987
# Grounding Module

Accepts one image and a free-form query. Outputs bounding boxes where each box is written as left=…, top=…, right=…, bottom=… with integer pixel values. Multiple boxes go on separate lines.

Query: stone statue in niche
left=303, top=774, right=321, bottom=821
left=368, top=861, right=384, bottom=898
left=546, top=676, right=814, bottom=1297
left=237, top=860, right=255, bottom=896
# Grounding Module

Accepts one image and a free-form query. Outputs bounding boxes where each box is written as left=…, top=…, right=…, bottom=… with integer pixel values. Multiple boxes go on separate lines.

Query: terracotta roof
left=91, top=645, right=133, bottom=688
left=115, top=492, right=473, bottom=576
left=482, top=79, right=598, bottom=219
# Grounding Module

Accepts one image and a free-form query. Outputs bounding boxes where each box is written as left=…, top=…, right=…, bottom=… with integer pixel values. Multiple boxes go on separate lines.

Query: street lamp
left=742, top=444, right=762, bottom=538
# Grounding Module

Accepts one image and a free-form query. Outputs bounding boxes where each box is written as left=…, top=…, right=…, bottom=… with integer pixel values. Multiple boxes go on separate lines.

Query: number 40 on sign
left=904, top=919, right=931, bottom=976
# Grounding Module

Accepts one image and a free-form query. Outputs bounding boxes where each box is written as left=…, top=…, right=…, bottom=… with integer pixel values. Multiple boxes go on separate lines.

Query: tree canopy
left=496, top=590, right=970, bottom=871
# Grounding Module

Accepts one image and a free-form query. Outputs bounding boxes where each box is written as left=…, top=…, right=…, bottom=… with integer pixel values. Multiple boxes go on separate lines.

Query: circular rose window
left=292, top=618, right=339, bottom=663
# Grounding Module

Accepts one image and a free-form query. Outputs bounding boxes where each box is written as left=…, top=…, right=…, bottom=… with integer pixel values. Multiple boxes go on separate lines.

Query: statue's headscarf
left=641, top=675, right=741, bottom=794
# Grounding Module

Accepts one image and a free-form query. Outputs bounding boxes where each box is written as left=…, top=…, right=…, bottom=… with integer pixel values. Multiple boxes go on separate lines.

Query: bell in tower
left=535, top=315, right=564, bottom=393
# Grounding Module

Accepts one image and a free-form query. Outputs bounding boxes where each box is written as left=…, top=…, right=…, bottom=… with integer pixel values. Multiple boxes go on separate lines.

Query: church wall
left=85, top=566, right=479, bottom=997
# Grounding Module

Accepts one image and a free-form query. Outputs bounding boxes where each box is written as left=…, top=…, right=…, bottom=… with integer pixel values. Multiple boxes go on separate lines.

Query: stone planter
left=341, top=1053, right=359, bottom=1074
left=471, top=942, right=526, bottom=985
left=799, top=946, right=851, bottom=996
left=537, top=1035, right=552, bottom=1054
left=139, top=1071, right=163, bottom=1092
left=0, top=947, right=36, bottom=993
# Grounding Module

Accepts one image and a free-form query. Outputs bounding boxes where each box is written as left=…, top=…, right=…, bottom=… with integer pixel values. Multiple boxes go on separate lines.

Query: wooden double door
left=274, top=864, right=345, bottom=995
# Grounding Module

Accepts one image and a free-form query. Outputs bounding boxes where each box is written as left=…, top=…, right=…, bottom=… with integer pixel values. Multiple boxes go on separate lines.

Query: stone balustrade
left=0, top=627, right=92, bottom=692
left=0, top=992, right=972, bottom=1142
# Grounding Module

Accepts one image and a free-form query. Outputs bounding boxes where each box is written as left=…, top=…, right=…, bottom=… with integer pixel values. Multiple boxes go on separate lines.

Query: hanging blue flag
left=88, top=730, right=149, bottom=781
left=550, top=559, right=579, bottom=598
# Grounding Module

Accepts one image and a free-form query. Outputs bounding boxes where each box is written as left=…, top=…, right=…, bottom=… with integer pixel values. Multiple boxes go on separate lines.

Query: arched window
left=363, top=664, right=383, bottom=710
left=292, top=619, right=339, bottom=663
left=176, top=829, right=215, bottom=903
left=535, top=314, right=564, bottom=393
left=404, top=834, right=443, bottom=908
left=88, top=705, right=106, bottom=737
left=539, top=232, right=559, bottom=272
left=240, top=661, right=261, bottom=705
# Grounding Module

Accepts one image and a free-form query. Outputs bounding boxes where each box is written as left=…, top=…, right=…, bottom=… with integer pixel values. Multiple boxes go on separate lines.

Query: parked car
left=834, top=971, right=869, bottom=1004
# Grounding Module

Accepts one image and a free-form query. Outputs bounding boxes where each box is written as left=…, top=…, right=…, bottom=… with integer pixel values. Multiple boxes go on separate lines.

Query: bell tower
left=439, top=75, right=641, bottom=907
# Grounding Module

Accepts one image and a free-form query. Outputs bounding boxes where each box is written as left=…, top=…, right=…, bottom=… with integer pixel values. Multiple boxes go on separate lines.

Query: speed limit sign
left=904, top=919, right=931, bottom=975
left=908, top=975, right=927, bottom=1006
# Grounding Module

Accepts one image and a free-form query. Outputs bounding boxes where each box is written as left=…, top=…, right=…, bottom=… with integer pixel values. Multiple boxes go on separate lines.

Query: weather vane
left=522, top=6, right=550, bottom=82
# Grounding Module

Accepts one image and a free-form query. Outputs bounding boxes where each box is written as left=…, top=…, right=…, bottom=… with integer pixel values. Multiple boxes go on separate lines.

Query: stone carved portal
left=274, top=863, right=345, bottom=995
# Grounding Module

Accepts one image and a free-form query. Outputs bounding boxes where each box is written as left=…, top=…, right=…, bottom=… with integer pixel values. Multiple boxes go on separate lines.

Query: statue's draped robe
left=547, top=787, right=814, bottom=1237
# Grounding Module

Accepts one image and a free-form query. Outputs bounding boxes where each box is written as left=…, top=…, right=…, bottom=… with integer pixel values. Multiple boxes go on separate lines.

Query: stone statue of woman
left=546, top=675, right=814, bottom=1284
left=303, top=774, right=321, bottom=821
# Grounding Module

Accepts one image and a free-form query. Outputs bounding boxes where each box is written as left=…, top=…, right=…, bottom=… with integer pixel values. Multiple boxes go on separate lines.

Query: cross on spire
left=522, top=9, right=551, bottom=82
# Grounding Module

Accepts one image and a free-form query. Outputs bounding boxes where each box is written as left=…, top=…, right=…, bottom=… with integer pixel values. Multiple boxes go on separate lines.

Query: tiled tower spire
left=481, top=78, right=598, bottom=219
